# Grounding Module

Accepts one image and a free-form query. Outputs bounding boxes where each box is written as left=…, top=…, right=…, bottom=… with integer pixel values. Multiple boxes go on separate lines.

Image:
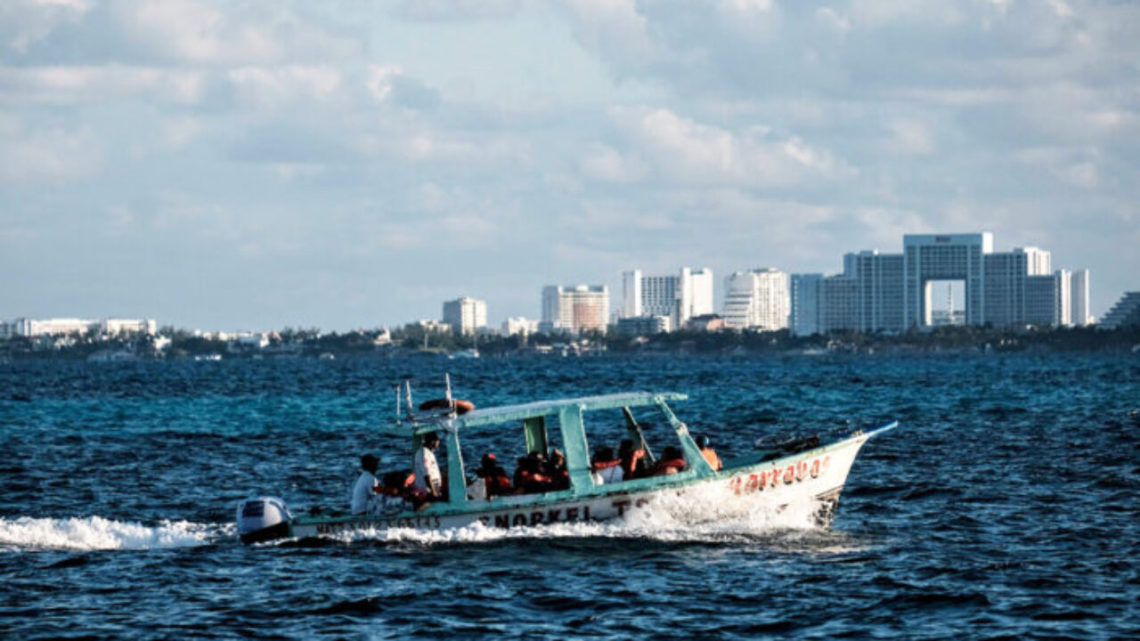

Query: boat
left=237, top=385, right=897, bottom=544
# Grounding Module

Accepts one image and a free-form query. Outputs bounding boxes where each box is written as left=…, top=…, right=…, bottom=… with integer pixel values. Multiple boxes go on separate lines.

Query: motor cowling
left=236, top=497, right=291, bottom=544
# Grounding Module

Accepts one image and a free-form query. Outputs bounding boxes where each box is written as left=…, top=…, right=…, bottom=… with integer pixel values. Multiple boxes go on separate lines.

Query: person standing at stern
left=351, top=454, right=381, bottom=514
left=414, top=432, right=443, bottom=500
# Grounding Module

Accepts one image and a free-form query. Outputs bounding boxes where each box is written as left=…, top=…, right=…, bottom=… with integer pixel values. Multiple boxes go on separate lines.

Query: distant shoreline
left=2, top=325, right=1138, bottom=362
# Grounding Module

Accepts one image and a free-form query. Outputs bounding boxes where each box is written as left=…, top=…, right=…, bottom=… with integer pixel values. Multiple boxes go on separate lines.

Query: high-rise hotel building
left=541, top=285, right=610, bottom=334
left=620, top=267, right=713, bottom=330
left=790, top=233, right=1090, bottom=335
left=722, top=268, right=789, bottom=331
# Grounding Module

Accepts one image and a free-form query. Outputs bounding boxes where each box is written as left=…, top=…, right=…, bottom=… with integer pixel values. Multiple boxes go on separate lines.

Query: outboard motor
left=236, top=497, right=291, bottom=544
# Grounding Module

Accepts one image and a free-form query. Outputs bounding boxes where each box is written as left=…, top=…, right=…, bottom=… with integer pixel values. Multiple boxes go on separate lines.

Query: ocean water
left=1, top=353, right=1137, bottom=640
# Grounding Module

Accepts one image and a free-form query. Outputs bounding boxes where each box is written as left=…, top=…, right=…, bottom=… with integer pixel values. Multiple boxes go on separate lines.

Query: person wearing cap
left=413, top=432, right=443, bottom=499
left=697, top=435, right=723, bottom=471
left=351, top=454, right=382, bottom=514
left=467, top=453, right=512, bottom=500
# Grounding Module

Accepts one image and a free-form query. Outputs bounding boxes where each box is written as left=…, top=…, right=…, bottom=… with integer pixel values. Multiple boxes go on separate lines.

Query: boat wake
left=0, top=516, right=230, bottom=552
left=322, top=484, right=844, bottom=549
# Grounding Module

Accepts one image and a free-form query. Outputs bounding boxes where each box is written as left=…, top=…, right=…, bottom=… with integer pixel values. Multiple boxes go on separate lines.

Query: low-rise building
left=684, top=314, right=726, bottom=332
left=411, top=319, right=452, bottom=334
left=5, top=317, right=157, bottom=338
left=616, top=315, right=671, bottom=336
left=501, top=317, right=538, bottom=337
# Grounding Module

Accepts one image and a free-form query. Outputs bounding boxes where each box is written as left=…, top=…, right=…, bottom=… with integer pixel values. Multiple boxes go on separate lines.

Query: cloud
left=2, top=0, right=362, bottom=66
left=606, top=106, right=855, bottom=188
left=394, top=0, right=527, bottom=22
left=227, top=123, right=359, bottom=165
left=0, top=0, right=91, bottom=54
left=227, top=65, right=343, bottom=109
left=0, top=65, right=209, bottom=104
left=884, top=119, right=935, bottom=156
left=395, top=130, right=532, bottom=165
left=0, top=120, right=101, bottom=183
left=105, top=0, right=361, bottom=66
left=579, top=143, right=648, bottom=183
left=160, top=116, right=202, bottom=150
left=561, top=0, right=657, bottom=74
left=365, top=65, right=441, bottom=111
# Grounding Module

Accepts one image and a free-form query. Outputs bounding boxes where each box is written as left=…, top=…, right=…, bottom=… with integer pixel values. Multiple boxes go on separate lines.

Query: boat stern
left=237, top=497, right=292, bottom=544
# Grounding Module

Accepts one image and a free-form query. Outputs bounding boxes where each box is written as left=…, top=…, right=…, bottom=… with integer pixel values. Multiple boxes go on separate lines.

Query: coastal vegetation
left=1, top=324, right=1138, bottom=362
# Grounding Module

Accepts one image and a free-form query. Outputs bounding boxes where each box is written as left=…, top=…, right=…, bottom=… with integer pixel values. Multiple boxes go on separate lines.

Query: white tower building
left=621, top=270, right=642, bottom=318
left=1071, top=269, right=1091, bottom=326
left=722, top=268, right=789, bottom=331
left=620, top=267, right=714, bottom=330
left=442, top=297, right=487, bottom=335
left=682, top=268, right=714, bottom=324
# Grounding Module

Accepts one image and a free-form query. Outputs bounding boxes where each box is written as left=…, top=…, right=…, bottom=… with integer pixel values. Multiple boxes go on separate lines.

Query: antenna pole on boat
left=445, top=373, right=454, bottom=416
left=394, top=384, right=402, bottom=426
left=404, top=380, right=415, bottom=423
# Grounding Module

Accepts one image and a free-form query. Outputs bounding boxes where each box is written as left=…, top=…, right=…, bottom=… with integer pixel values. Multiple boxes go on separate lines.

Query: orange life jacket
left=483, top=471, right=512, bottom=495
left=701, top=448, right=722, bottom=471
left=655, top=458, right=687, bottom=475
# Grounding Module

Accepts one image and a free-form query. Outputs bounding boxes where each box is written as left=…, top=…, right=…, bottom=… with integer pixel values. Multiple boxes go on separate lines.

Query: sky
left=1, top=0, right=1137, bottom=331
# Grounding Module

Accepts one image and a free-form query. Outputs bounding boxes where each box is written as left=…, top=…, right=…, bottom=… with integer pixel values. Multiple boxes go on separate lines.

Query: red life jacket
left=520, top=469, right=553, bottom=492
left=654, top=458, right=687, bottom=475
left=483, top=471, right=512, bottom=495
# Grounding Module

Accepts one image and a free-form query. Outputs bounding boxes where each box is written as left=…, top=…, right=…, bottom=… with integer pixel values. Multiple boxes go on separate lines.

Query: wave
left=0, top=515, right=229, bottom=551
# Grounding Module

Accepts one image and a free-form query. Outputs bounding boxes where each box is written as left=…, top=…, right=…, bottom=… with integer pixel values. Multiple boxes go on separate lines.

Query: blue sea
left=1, top=353, right=1137, bottom=640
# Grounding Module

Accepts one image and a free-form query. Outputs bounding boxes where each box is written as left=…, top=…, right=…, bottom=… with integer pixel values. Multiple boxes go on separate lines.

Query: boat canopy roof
left=381, top=391, right=688, bottom=437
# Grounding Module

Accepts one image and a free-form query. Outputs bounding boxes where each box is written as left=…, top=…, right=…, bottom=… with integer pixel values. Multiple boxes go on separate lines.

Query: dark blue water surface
left=1, top=353, right=1137, bottom=640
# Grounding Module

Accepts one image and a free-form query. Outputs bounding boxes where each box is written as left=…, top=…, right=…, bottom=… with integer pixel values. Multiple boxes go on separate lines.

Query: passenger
left=697, top=435, right=723, bottom=471
left=654, top=446, right=687, bottom=476
left=517, top=451, right=554, bottom=493
left=468, top=453, right=512, bottom=500
left=413, top=432, right=443, bottom=500
left=619, top=439, right=648, bottom=480
left=591, top=446, right=623, bottom=484
left=376, top=470, right=416, bottom=514
left=548, top=449, right=570, bottom=491
left=512, top=456, right=528, bottom=491
left=350, top=454, right=381, bottom=515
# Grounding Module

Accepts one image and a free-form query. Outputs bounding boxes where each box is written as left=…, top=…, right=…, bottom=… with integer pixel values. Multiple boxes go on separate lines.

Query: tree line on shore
left=2, top=323, right=1139, bottom=361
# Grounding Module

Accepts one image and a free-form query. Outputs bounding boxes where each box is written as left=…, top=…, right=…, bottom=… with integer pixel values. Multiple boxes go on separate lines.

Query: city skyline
left=1, top=229, right=1095, bottom=335
left=2, top=2, right=1137, bottom=331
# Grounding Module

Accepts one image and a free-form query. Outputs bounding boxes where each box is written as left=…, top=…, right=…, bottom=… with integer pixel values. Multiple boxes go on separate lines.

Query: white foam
left=329, top=482, right=840, bottom=547
left=0, top=516, right=227, bottom=551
